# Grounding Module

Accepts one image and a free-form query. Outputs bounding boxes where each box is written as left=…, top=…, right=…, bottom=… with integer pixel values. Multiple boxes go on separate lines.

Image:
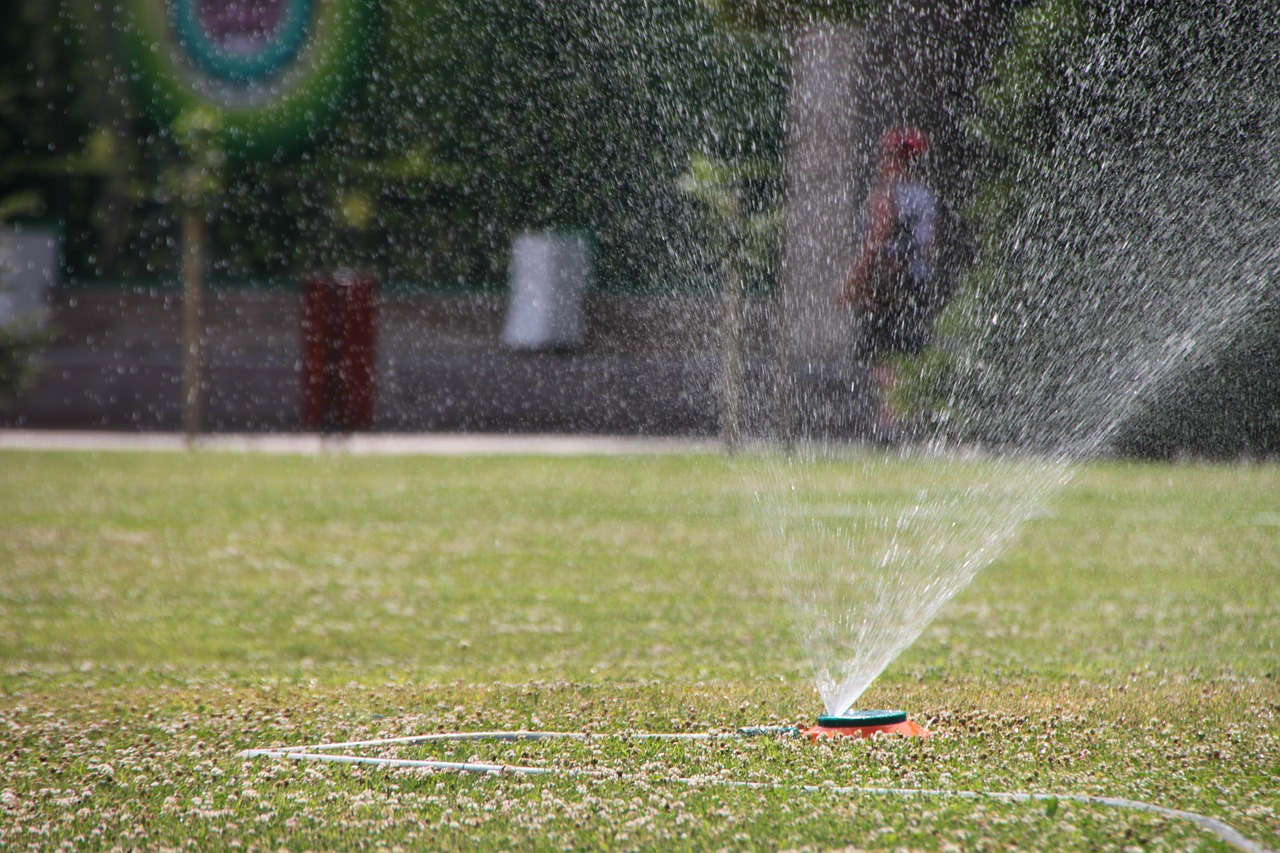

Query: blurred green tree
left=0, top=0, right=143, bottom=279
left=1, top=0, right=785, bottom=292
left=350, top=0, right=786, bottom=289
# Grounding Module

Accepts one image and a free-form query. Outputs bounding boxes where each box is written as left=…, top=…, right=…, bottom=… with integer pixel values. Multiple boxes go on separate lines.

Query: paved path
left=0, top=429, right=720, bottom=456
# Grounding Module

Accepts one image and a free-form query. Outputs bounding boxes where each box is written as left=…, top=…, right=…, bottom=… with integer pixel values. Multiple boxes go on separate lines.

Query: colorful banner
left=119, top=0, right=371, bottom=156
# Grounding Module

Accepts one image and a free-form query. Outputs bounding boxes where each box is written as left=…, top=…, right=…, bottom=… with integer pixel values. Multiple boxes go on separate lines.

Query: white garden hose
left=239, top=729, right=1276, bottom=853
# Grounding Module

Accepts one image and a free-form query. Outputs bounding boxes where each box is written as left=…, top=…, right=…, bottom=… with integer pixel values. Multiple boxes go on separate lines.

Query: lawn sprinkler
left=800, top=709, right=929, bottom=741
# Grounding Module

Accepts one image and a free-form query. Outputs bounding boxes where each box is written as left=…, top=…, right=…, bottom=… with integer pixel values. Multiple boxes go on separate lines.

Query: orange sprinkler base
left=802, top=714, right=930, bottom=740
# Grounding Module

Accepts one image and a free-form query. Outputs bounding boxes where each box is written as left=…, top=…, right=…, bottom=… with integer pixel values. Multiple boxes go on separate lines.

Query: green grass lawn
left=1, top=448, right=1277, bottom=850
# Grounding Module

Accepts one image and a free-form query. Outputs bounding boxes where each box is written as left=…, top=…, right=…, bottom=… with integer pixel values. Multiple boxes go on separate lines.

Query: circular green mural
left=119, top=0, right=371, bottom=156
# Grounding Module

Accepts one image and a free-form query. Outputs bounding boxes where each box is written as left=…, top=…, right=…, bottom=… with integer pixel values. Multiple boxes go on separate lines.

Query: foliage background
left=2, top=0, right=1277, bottom=452
left=0, top=0, right=785, bottom=292
left=893, top=0, right=1280, bottom=457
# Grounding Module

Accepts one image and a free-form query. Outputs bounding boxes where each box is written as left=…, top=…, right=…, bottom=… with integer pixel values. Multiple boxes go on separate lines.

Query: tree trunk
left=182, top=207, right=205, bottom=442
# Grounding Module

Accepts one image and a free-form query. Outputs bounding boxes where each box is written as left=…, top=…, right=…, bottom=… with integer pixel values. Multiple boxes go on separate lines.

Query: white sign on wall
left=0, top=225, right=57, bottom=328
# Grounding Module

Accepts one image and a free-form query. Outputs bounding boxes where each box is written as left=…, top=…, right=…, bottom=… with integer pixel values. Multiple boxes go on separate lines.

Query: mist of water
left=750, top=2, right=1278, bottom=715
left=758, top=447, right=1069, bottom=713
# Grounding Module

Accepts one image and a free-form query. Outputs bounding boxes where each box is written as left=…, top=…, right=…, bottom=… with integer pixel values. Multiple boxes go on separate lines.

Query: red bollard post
left=299, top=270, right=378, bottom=431
left=334, top=270, right=378, bottom=431
left=299, top=272, right=334, bottom=430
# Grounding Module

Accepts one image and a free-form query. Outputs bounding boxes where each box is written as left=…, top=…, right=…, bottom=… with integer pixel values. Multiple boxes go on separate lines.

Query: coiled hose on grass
left=239, top=729, right=1274, bottom=853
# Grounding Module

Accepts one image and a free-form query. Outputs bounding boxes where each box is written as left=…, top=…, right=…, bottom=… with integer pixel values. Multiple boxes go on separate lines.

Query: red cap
left=882, top=126, right=929, bottom=161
